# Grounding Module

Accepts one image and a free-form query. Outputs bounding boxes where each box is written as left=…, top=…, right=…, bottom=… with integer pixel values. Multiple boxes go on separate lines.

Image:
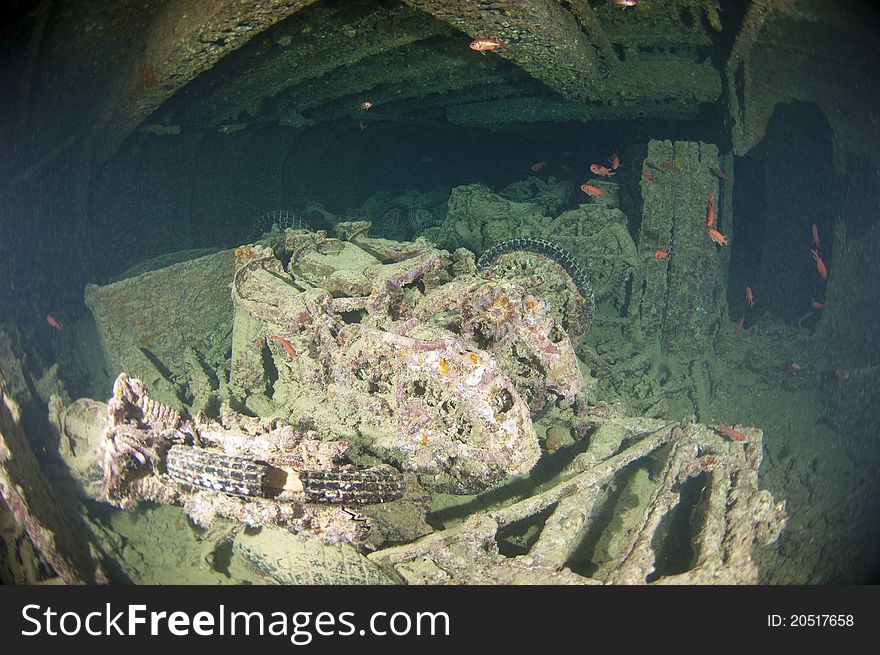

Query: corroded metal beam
left=446, top=55, right=721, bottom=125
left=1, top=381, right=102, bottom=584
left=402, top=0, right=601, bottom=97
left=177, top=5, right=450, bottom=129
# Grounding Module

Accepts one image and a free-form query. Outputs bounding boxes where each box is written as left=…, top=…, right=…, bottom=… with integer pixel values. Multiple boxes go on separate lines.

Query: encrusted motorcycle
left=62, top=223, right=593, bottom=547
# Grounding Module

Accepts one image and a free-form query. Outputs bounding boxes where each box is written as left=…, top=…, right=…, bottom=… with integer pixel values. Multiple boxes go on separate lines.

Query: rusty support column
left=634, top=140, right=726, bottom=353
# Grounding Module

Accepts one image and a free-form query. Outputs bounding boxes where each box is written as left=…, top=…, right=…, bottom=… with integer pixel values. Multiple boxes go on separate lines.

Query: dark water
left=1, top=0, right=879, bottom=585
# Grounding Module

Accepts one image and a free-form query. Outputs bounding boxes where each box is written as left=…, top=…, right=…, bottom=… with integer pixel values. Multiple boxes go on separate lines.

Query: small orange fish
left=746, top=286, right=755, bottom=308
left=735, top=314, right=744, bottom=336
left=589, top=163, right=616, bottom=177
left=713, top=167, right=729, bottom=181
left=268, top=335, right=296, bottom=359
left=810, top=248, right=828, bottom=279
left=46, top=314, right=62, bottom=331
left=609, top=152, right=620, bottom=170
left=706, top=196, right=716, bottom=227
left=811, top=223, right=820, bottom=249
left=580, top=183, right=604, bottom=197
left=531, top=160, right=548, bottom=172
left=707, top=227, right=729, bottom=246
left=469, top=37, right=507, bottom=53
left=642, top=171, right=654, bottom=182
left=356, top=100, right=373, bottom=111
left=660, top=161, right=679, bottom=170
left=654, top=248, right=669, bottom=260
left=790, top=362, right=807, bottom=372
left=716, top=423, right=747, bottom=442
left=811, top=298, right=825, bottom=310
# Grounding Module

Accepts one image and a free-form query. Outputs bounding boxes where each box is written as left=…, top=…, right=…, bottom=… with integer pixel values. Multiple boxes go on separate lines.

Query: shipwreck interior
left=1, top=0, right=879, bottom=585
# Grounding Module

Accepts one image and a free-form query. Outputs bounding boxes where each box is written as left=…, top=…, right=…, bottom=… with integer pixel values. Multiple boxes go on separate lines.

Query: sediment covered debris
left=43, top=221, right=785, bottom=583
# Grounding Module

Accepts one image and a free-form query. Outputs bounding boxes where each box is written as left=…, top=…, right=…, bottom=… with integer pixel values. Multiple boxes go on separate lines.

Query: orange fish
left=713, top=167, right=729, bottom=181
left=790, top=362, right=807, bottom=372
left=715, top=422, right=747, bottom=442
left=589, top=163, right=615, bottom=177
left=707, top=227, right=729, bottom=246
left=660, top=161, right=678, bottom=170
left=269, top=335, right=296, bottom=359
left=735, top=314, right=744, bottom=336
left=46, top=314, right=62, bottom=331
left=609, top=152, right=620, bottom=170
left=580, top=183, right=604, bottom=197
left=811, top=223, right=820, bottom=249
left=810, top=249, right=828, bottom=279
left=654, top=248, right=669, bottom=260
left=706, top=196, right=716, bottom=227
left=642, top=171, right=654, bottom=182
left=745, top=286, right=755, bottom=308
left=811, top=298, right=825, bottom=310
left=356, top=100, right=373, bottom=111
left=531, top=160, right=548, bottom=172
left=469, top=38, right=506, bottom=53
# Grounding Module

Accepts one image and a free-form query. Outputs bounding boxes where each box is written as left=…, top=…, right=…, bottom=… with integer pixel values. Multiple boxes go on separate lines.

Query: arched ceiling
left=2, top=0, right=878, bottom=181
